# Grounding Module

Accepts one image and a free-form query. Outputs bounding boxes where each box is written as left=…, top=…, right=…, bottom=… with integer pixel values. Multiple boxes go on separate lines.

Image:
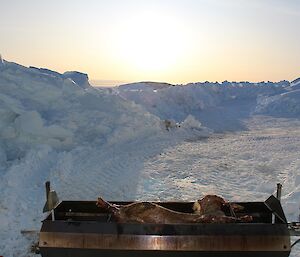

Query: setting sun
left=111, top=9, right=188, bottom=74
left=1, top=0, right=300, bottom=83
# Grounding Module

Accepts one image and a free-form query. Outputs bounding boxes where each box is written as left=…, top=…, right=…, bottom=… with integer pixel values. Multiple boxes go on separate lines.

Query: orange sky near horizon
left=1, top=0, right=300, bottom=84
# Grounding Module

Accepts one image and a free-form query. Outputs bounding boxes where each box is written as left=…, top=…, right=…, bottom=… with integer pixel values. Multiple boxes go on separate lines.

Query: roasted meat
left=96, top=195, right=252, bottom=224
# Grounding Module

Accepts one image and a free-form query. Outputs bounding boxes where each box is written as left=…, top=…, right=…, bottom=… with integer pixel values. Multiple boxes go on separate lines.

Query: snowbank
left=291, top=77, right=300, bottom=86
left=117, top=81, right=289, bottom=131
left=0, top=61, right=174, bottom=156
left=29, top=66, right=91, bottom=89
left=63, top=71, right=91, bottom=89
left=255, top=89, right=300, bottom=117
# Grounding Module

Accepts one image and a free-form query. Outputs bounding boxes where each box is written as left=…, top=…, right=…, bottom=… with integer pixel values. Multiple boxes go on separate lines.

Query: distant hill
left=119, top=81, right=175, bottom=90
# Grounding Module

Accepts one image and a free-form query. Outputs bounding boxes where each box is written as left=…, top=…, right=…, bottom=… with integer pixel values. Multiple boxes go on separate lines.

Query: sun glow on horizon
left=111, top=9, right=189, bottom=75
left=1, top=0, right=300, bottom=83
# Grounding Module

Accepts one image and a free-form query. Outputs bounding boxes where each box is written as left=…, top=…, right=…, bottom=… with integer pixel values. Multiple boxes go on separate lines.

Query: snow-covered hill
left=256, top=89, right=300, bottom=117
left=117, top=80, right=294, bottom=131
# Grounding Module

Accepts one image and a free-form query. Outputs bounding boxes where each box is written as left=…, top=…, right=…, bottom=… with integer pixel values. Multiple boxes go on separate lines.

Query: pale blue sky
left=1, top=0, right=299, bottom=83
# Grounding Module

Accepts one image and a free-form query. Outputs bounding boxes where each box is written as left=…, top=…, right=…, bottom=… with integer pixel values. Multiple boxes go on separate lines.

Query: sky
left=1, top=0, right=300, bottom=84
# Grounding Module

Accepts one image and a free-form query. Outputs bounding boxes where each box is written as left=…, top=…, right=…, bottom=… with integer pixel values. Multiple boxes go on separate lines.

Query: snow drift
left=256, top=88, right=300, bottom=117
left=117, top=81, right=295, bottom=131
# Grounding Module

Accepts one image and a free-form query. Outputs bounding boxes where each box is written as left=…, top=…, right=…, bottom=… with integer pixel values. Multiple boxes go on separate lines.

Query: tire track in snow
left=49, top=134, right=185, bottom=201
left=136, top=117, right=300, bottom=208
